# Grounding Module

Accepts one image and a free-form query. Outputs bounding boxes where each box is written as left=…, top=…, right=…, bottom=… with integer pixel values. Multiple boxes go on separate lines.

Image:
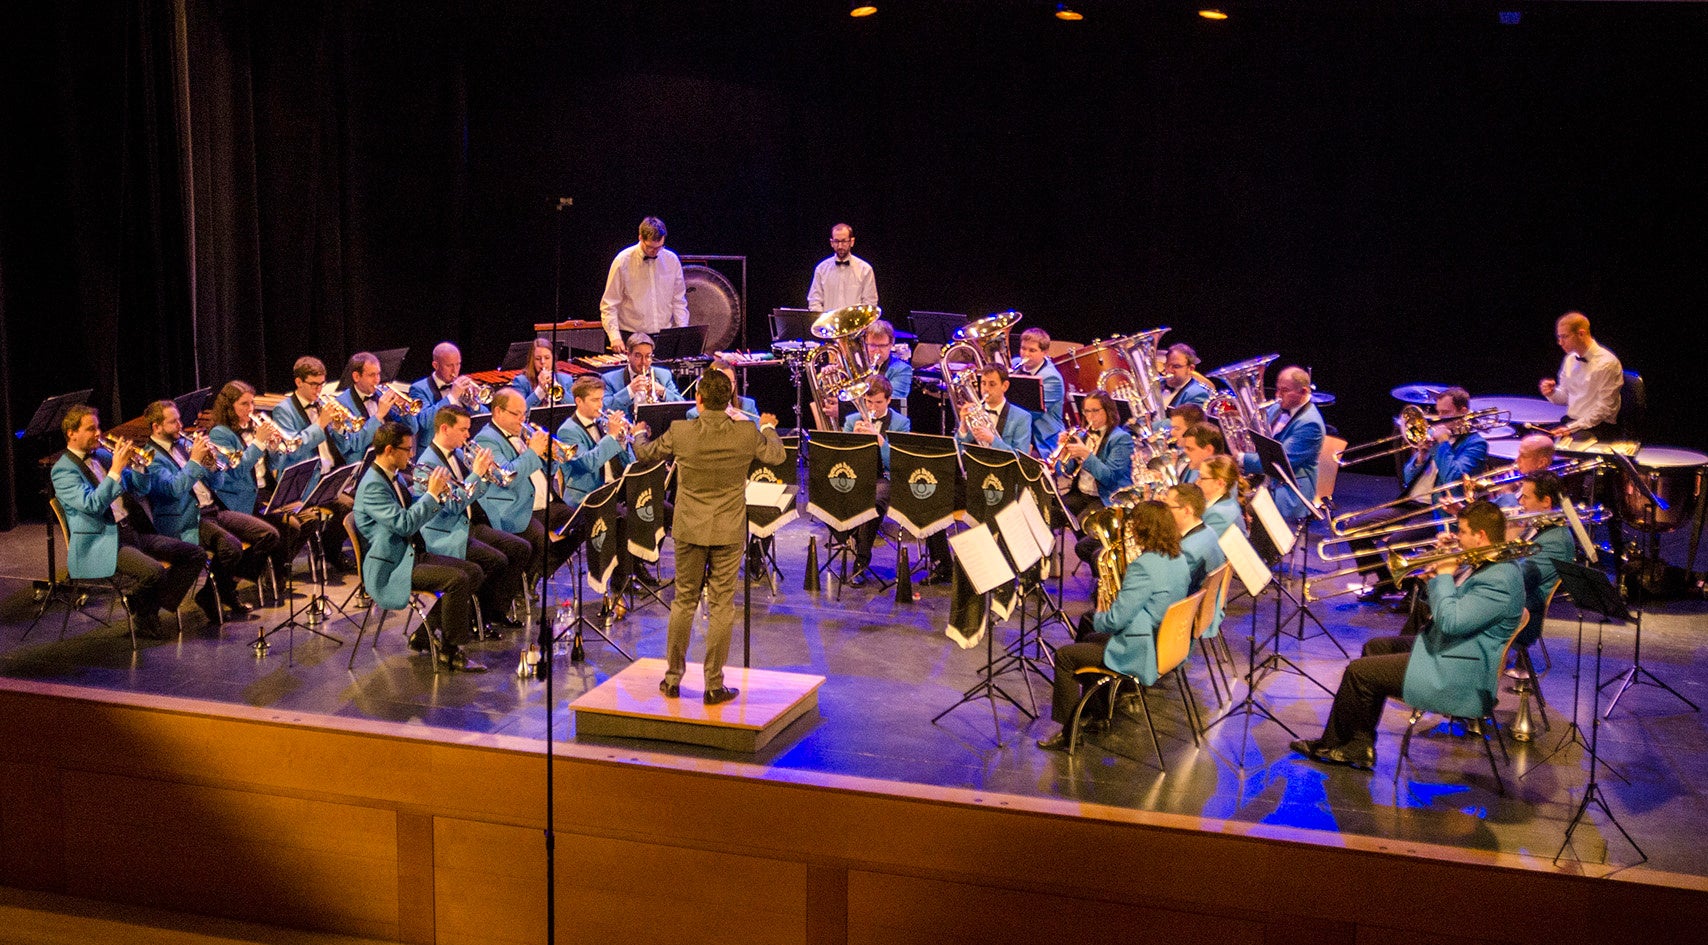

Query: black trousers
left=116, top=522, right=206, bottom=632
left=200, top=509, right=279, bottom=602
left=833, top=479, right=891, bottom=565
left=469, top=523, right=530, bottom=620
left=1051, top=631, right=1113, bottom=726
left=413, top=552, right=483, bottom=648
left=525, top=499, right=577, bottom=581
left=1317, top=634, right=1413, bottom=752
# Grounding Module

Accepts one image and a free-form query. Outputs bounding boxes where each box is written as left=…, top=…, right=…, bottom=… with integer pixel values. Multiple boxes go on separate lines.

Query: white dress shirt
left=600, top=244, right=690, bottom=345
left=806, top=254, right=878, bottom=312
left=1545, top=340, right=1622, bottom=433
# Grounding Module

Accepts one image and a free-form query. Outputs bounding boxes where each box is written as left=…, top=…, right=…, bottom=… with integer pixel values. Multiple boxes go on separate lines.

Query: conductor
left=632, top=370, right=785, bottom=704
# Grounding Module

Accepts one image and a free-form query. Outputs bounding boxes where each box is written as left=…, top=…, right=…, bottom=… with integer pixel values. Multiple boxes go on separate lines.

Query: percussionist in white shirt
left=806, top=223, right=878, bottom=312
left=1539, top=311, right=1622, bottom=439
left=601, top=216, right=690, bottom=355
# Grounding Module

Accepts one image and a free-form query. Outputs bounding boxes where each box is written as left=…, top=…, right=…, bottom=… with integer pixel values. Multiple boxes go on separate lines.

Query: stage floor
left=2, top=472, right=1705, bottom=884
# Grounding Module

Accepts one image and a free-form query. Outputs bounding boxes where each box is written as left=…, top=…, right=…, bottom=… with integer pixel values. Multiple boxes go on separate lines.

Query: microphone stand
left=539, top=195, right=573, bottom=945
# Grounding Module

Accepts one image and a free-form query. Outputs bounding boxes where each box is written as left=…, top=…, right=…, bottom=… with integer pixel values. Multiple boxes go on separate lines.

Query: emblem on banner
left=635, top=488, right=655, bottom=522
left=982, top=473, right=1005, bottom=507
left=590, top=518, right=607, bottom=552
left=829, top=462, right=858, bottom=494
left=908, top=467, right=938, bottom=500
left=751, top=467, right=779, bottom=484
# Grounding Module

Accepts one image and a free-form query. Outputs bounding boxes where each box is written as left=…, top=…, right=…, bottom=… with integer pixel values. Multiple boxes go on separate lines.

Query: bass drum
left=683, top=264, right=741, bottom=354
left=1052, top=338, right=1133, bottom=394
left=1621, top=446, right=1707, bottom=532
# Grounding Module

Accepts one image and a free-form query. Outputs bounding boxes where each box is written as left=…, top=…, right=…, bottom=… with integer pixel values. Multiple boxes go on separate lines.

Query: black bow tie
left=1573, top=354, right=1587, bottom=362
left=834, top=260, right=850, bottom=266
left=642, top=255, right=658, bottom=261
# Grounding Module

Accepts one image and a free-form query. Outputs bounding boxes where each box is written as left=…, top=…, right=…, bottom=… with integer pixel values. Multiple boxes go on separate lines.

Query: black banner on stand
left=623, top=459, right=672, bottom=562
left=886, top=431, right=960, bottom=539
left=805, top=430, right=881, bottom=532
left=580, top=481, right=625, bottom=595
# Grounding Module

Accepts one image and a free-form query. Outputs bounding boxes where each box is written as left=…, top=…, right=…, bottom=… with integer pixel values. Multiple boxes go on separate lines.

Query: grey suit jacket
left=632, top=411, right=785, bottom=546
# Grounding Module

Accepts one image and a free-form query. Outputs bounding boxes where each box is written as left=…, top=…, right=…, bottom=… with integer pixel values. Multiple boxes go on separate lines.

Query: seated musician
left=1166, top=404, right=1208, bottom=480
left=1056, top=391, right=1134, bottom=521
left=1491, top=434, right=1556, bottom=510
left=955, top=363, right=1032, bottom=453
left=1160, top=344, right=1212, bottom=409
left=1540, top=311, right=1622, bottom=439
left=51, top=405, right=206, bottom=640
left=1290, top=500, right=1524, bottom=769
left=1512, top=471, right=1575, bottom=651
left=602, top=332, right=682, bottom=419
left=417, top=405, right=530, bottom=632
left=144, top=399, right=279, bottom=620
left=340, top=351, right=417, bottom=442
left=555, top=376, right=637, bottom=507
left=354, top=422, right=487, bottom=673
left=1237, top=365, right=1323, bottom=524
left=410, top=342, right=465, bottom=412
left=1167, top=483, right=1224, bottom=593
left=866, top=319, right=913, bottom=404
left=1010, top=327, right=1065, bottom=457
left=475, top=388, right=574, bottom=581
left=265, top=357, right=353, bottom=573
left=686, top=359, right=758, bottom=420
left=1037, top=500, right=1191, bottom=751
left=1197, top=455, right=1248, bottom=538
left=839, top=375, right=910, bottom=586
left=1178, top=421, right=1227, bottom=485
left=208, top=381, right=312, bottom=588
left=512, top=338, right=581, bottom=411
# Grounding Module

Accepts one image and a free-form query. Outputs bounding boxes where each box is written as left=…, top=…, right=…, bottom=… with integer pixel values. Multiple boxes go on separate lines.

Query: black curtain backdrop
left=3, top=0, right=1704, bottom=528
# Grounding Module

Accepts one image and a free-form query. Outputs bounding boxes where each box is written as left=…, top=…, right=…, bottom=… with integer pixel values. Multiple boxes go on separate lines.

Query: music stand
left=259, top=462, right=360, bottom=660
left=744, top=435, right=800, bottom=599
left=373, top=348, right=409, bottom=384
left=931, top=520, right=1027, bottom=745
left=1550, top=560, right=1646, bottom=866
left=907, top=311, right=968, bottom=345
left=652, top=325, right=708, bottom=361
left=804, top=430, right=881, bottom=598
left=635, top=401, right=693, bottom=435
left=768, top=308, right=816, bottom=344
left=554, top=481, right=631, bottom=663
left=886, top=432, right=960, bottom=580
left=173, top=387, right=213, bottom=426
left=1250, top=431, right=1347, bottom=657
left=499, top=340, right=537, bottom=371
left=743, top=479, right=798, bottom=666
left=1007, top=376, right=1044, bottom=417
left=1599, top=451, right=1698, bottom=718
left=1202, top=527, right=1302, bottom=762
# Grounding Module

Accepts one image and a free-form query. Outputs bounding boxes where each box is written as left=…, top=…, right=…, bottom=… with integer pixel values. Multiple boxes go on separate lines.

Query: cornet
left=411, top=464, right=470, bottom=503
left=255, top=417, right=305, bottom=454
left=521, top=422, right=577, bottom=463
left=468, top=445, right=516, bottom=487
left=197, top=435, right=246, bottom=472
left=315, top=395, right=366, bottom=434
left=98, top=434, right=155, bottom=467
left=1045, top=427, right=1092, bottom=467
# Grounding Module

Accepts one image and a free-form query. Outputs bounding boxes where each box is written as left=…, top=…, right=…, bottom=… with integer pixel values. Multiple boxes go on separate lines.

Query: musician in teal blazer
left=1513, top=472, right=1575, bottom=648
left=1054, top=393, right=1134, bottom=510
left=1199, top=456, right=1248, bottom=538
left=513, top=338, right=581, bottom=410
left=412, top=427, right=492, bottom=559
left=1039, top=500, right=1190, bottom=749
left=601, top=333, right=683, bottom=418
left=331, top=352, right=409, bottom=460
left=1011, top=327, right=1065, bottom=456
left=143, top=426, right=217, bottom=543
left=472, top=389, right=551, bottom=536
left=1292, top=501, right=1523, bottom=768
left=1401, top=388, right=1488, bottom=498
left=353, top=422, right=485, bottom=670
left=1239, top=366, right=1324, bottom=524
left=954, top=364, right=1033, bottom=455
left=266, top=357, right=336, bottom=478
left=206, top=386, right=272, bottom=517
left=1170, top=483, right=1228, bottom=638
left=554, top=377, right=636, bottom=506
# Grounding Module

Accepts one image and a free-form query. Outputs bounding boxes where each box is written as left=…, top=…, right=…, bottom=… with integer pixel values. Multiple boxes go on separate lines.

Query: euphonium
left=1204, top=353, right=1279, bottom=455
left=805, top=304, right=881, bottom=428
left=1084, top=506, right=1129, bottom=612
left=315, top=395, right=365, bottom=434
left=946, top=367, right=996, bottom=438
left=98, top=434, right=155, bottom=467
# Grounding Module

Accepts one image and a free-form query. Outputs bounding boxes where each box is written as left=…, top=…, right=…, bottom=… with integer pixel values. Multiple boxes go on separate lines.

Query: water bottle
left=552, top=601, right=572, bottom=657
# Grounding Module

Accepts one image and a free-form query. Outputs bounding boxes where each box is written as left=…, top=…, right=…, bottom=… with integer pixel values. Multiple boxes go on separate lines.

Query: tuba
left=1204, top=353, right=1279, bottom=455
left=806, top=304, right=881, bottom=428
left=1106, top=326, right=1170, bottom=424
left=950, top=310, right=1022, bottom=366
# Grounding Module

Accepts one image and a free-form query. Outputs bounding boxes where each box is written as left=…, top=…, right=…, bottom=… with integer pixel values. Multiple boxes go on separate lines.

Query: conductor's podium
left=570, top=658, right=824, bottom=752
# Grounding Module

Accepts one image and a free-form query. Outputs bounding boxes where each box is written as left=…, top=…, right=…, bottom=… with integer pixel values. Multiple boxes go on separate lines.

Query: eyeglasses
left=830, top=238, right=854, bottom=245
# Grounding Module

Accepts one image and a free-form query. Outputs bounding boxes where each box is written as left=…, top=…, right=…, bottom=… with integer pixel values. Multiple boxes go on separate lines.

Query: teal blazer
left=208, top=424, right=268, bottom=515
left=1010, top=356, right=1065, bottom=456
left=1241, top=402, right=1324, bottom=522
left=1054, top=426, right=1133, bottom=506
left=553, top=414, right=631, bottom=506
left=51, top=450, right=140, bottom=580
left=352, top=464, right=443, bottom=610
left=1403, top=560, right=1525, bottom=718
left=956, top=401, right=1033, bottom=455
left=1090, top=551, right=1192, bottom=685
left=1203, top=495, right=1246, bottom=538
left=841, top=409, right=910, bottom=471
left=471, top=423, right=546, bottom=534
left=412, top=443, right=491, bottom=558
left=142, top=440, right=213, bottom=542
left=1516, top=524, right=1575, bottom=647
left=1179, top=522, right=1227, bottom=638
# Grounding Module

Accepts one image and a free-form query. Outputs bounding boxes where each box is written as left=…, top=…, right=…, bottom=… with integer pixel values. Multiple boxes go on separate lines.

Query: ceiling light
left=1055, top=5, right=1083, bottom=21
left=1199, top=9, right=1229, bottom=20
left=850, top=4, right=877, bottom=17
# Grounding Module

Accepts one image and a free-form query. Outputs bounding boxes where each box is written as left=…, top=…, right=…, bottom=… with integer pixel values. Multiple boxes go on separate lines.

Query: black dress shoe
left=1322, top=744, right=1376, bottom=770
left=703, top=686, right=740, bottom=705
left=489, top=613, right=524, bottom=630
left=920, top=568, right=953, bottom=586
left=408, top=628, right=431, bottom=652
left=439, top=648, right=488, bottom=673
left=847, top=571, right=869, bottom=588
left=1036, top=731, right=1070, bottom=751
left=1289, top=738, right=1324, bottom=760
left=633, top=567, right=660, bottom=587
left=1081, top=719, right=1111, bottom=735
left=659, top=680, right=681, bottom=698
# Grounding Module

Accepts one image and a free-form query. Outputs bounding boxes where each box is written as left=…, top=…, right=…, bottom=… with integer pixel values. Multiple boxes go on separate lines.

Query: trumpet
left=521, top=421, right=578, bottom=464
left=1335, top=406, right=1511, bottom=468
left=98, top=434, right=156, bottom=467
left=410, top=464, right=470, bottom=503
left=315, top=395, right=366, bottom=434
left=1046, top=427, right=1092, bottom=467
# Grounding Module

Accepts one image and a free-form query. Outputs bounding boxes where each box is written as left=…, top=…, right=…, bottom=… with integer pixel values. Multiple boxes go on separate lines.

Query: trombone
left=1334, top=406, right=1511, bottom=468
left=1386, top=539, right=1539, bottom=584
left=1328, top=454, right=1605, bottom=537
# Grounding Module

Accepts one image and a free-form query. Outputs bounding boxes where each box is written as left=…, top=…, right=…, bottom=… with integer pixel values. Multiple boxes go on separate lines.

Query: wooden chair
left=342, top=517, right=437, bottom=671
left=1394, top=609, right=1528, bottom=797
left=1192, top=563, right=1235, bottom=707
left=27, top=498, right=139, bottom=648
left=1507, top=583, right=1560, bottom=736
left=1067, top=590, right=1205, bottom=770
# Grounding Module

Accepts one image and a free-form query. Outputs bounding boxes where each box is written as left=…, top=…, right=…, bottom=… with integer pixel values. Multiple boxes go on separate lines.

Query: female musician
left=209, top=381, right=303, bottom=589
left=1198, top=454, right=1248, bottom=538
left=511, top=339, right=578, bottom=409
left=1054, top=391, right=1133, bottom=520
left=1039, top=500, right=1191, bottom=751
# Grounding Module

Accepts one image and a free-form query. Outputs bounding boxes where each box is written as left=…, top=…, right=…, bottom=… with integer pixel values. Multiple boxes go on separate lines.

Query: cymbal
left=1390, top=383, right=1448, bottom=405
left=1310, top=391, right=1336, bottom=406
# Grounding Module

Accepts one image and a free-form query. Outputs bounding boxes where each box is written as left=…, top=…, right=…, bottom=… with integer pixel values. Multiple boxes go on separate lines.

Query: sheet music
left=1016, top=489, right=1055, bottom=557
left=745, top=479, right=791, bottom=510
left=1218, top=526, right=1273, bottom=595
left=1561, top=499, right=1598, bottom=564
left=994, top=502, right=1042, bottom=574
left=948, top=523, right=1016, bottom=595
left=1250, top=485, right=1295, bottom=556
